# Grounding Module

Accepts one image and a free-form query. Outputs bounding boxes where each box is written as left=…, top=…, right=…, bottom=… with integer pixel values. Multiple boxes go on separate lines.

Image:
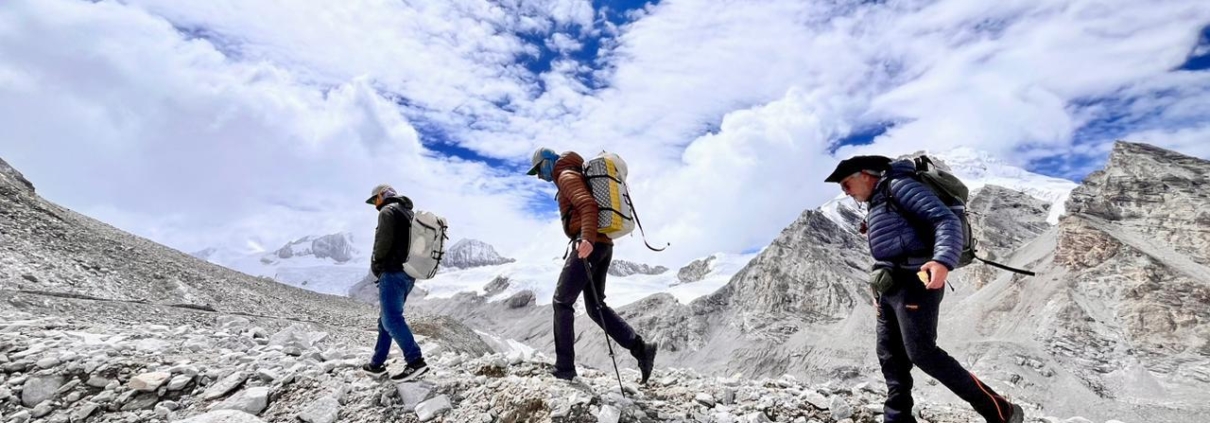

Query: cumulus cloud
left=0, top=0, right=548, bottom=256
left=2, top=0, right=1208, bottom=268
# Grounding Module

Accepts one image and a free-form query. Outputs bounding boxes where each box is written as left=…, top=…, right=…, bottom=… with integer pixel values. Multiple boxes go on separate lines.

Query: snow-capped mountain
left=271, top=233, right=358, bottom=263
left=199, top=232, right=369, bottom=296
left=412, top=252, right=754, bottom=309
left=935, top=147, right=1079, bottom=223
left=441, top=239, right=516, bottom=269
left=608, top=259, right=669, bottom=277
left=201, top=230, right=750, bottom=308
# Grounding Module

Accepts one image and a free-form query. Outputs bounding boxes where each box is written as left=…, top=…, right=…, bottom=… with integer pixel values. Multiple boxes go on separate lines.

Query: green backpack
left=893, top=156, right=1034, bottom=276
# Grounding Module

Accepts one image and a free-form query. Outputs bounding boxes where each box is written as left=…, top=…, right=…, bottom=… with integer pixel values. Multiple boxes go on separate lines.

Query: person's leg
left=552, top=252, right=589, bottom=376
left=379, top=272, right=423, bottom=364
left=582, top=244, right=638, bottom=350
left=368, top=317, right=392, bottom=369
left=895, top=272, right=1013, bottom=423
left=877, top=285, right=917, bottom=423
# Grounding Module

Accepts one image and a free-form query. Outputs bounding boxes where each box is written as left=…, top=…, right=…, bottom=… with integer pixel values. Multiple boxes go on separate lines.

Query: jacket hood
left=553, top=151, right=585, bottom=178
left=377, top=195, right=414, bottom=211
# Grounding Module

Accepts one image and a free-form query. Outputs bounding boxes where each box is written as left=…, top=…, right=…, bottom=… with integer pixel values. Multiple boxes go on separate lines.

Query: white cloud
left=2, top=0, right=1208, bottom=269
left=546, top=33, right=583, bottom=53
left=0, top=0, right=548, bottom=257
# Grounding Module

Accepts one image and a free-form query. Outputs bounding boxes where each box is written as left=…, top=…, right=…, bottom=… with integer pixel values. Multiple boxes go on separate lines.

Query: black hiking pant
left=876, top=268, right=1014, bottom=423
left=552, top=242, right=639, bottom=375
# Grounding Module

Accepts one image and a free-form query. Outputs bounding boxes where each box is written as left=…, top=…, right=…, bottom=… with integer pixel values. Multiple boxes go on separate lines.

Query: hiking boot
left=633, top=340, right=658, bottom=384
left=549, top=369, right=577, bottom=381
left=1006, top=402, right=1024, bottom=423
left=361, top=362, right=387, bottom=377
left=390, top=358, right=429, bottom=382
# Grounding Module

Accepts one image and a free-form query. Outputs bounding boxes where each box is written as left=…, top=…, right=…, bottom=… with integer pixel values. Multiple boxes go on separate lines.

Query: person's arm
left=556, top=170, right=598, bottom=245
left=888, top=178, right=962, bottom=270
left=370, top=207, right=395, bottom=277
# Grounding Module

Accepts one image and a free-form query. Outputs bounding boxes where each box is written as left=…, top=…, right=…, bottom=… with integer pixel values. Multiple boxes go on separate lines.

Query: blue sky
left=2, top=0, right=1208, bottom=266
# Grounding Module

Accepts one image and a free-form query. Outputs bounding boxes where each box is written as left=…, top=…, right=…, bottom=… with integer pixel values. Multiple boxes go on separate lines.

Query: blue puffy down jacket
left=865, top=160, right=963, bottom=270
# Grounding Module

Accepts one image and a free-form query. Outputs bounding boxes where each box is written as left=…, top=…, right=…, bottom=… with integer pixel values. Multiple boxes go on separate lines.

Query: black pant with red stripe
left=876, top=268, right=1014, bottom=423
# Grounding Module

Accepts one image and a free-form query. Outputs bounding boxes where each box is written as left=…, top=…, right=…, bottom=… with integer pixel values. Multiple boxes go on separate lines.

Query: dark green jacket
left=372, top=195, right=414, bottom=277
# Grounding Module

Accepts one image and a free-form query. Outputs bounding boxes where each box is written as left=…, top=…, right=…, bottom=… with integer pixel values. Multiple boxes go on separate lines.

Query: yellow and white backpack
left=582, top=151, right=667, bottom=251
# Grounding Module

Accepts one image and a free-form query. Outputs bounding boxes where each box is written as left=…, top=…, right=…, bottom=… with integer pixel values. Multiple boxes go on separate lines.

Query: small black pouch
left=869, top=268, right=894, bottom=294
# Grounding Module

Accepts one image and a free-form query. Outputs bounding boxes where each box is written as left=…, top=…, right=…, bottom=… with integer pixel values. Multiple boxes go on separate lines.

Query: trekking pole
left=581, top=258, right=627, bottom=399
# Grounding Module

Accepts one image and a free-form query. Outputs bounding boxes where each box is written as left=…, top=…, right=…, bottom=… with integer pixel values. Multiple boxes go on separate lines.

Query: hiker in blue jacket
left=826, top=155, right=1024, bottom=423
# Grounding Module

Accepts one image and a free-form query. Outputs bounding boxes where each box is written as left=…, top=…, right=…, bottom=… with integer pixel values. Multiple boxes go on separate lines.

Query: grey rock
left=155, top=403, right=173, bottom=419
left=255, top=369, right=278, bottom=383
left=32, top=400, right=54, bottom=418
left=597, top=404, right=621, bottom=423
left=210, top=387, right=269, bottom=415
left=56, top=379, right=80, bottom=395
left=268, top=326, right=321, bottom=356
left=829, top=395, right=852, bottom=420
left=504, top=290, right=536, bottom=309
left=202, top=372, right=249, bottom=400
left=482, top=276, right=510, bottom=297
left=64, top=391, right=83, bottom=403
left=176, top=410, right=266, bottom=423
left=21, top=374, right=64, bottom=407
left=297, top=396, right=340, bottom=423
left=72, top=402, right=99, bottom=422
left=415, top=395, right=451, bottom=421
left=91, top=390, right=117, bottom=403
left=36, top=357, right=60, bottom=369
left=801, top=390, right=829, bottom=410
left=120, top=392, right=159, bottom=411
left=167, top=375, right=193, bottom=391
left=396, top=382, right=435, bottom=411
left=721, top=387, right=736, bottom=405
left=129, top=372, right=171, bottom=392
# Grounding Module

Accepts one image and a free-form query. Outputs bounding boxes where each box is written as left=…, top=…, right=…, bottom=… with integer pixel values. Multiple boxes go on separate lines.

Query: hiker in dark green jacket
left=360, top=184, right=428, bottom=382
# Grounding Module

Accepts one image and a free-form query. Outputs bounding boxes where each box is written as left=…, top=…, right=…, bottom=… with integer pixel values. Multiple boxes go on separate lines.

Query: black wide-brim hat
left=824, top=155, right=893, bottom=183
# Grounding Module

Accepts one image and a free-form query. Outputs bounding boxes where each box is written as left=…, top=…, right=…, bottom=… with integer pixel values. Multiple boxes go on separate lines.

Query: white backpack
left=403, top=210, right=449, bottom=280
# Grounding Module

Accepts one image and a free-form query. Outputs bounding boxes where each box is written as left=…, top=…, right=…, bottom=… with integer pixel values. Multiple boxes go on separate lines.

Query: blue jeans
left=370, top=272, right=423, bottom=366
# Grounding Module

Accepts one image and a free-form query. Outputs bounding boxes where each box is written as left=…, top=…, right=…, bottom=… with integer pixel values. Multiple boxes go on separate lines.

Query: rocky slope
left=7, top=305, right=1076, bottom=423
left=960, top=185, right=1053, bottom=288
left=0, top=155, right=505, bottom=422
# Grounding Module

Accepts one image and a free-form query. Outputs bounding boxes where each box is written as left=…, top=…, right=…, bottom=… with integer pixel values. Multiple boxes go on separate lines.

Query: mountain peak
left=443, top=239, right=516, bottom=270
left=274, top=232, right=357, bottom=263
left=608, top=260, right=669, bottom=277
left=0, top=156, right=35, bottom=193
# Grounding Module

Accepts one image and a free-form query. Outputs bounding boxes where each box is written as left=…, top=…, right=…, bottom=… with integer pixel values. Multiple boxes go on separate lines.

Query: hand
left=577, top=239, right=593, bottom=259
left=920, top=261, right=949, bottom=290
